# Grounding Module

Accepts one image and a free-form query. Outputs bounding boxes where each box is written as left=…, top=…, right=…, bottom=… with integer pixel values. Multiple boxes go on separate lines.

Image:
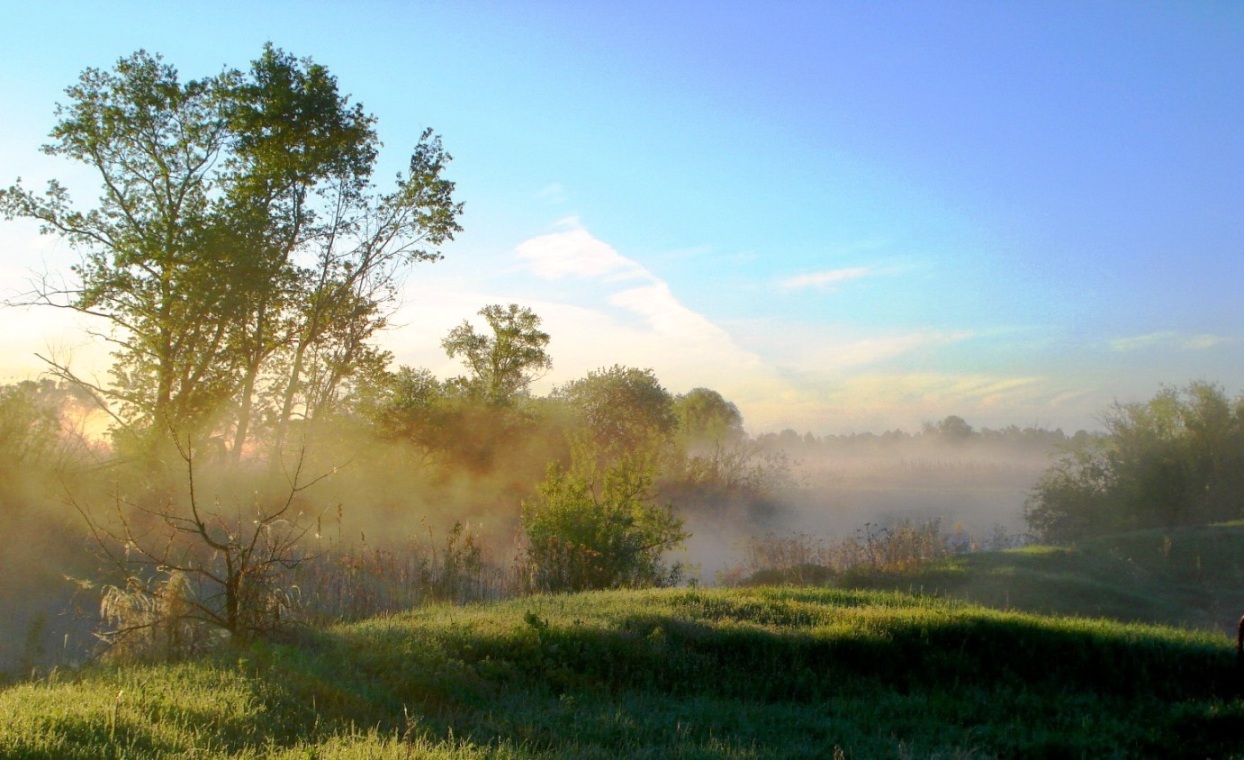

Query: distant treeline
left=757, top=415, right=1083, bottom=453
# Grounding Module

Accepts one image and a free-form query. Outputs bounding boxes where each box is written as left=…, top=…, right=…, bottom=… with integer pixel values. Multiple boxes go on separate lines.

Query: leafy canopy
left=442, top=303, right=552, bottom=405
left=0, top=45, right=462, bottom=459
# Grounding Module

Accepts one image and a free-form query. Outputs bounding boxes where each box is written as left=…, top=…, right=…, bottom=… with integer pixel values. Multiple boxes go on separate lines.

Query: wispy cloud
left=1109, top=331, right=1235, bottom=353
left=742, top=369, right=1059, bottom=434
left=828, top=330, right=974, bottom=368
left=535, top=183, right=568, bottom=205
left=780, top=267, right=872, bottom=291
left=1185, top=334, right=1234, bottom=350
left=828, top=372, right=1047, bottom=422
left=509, top=220, right=786, bottom=408
left=737, top=321, right=975, bottom=371
left=515, top=221, right=648, bottom=282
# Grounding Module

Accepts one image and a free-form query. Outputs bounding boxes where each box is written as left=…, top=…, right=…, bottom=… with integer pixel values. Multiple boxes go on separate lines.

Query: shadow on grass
left=242, top=589, right=1240, bottom=755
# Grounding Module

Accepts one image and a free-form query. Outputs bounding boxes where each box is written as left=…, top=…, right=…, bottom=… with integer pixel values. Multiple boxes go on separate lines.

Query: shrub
left=521, top=449, right=688, bottom=592
left=1024, top=382, right=1244, bottom=542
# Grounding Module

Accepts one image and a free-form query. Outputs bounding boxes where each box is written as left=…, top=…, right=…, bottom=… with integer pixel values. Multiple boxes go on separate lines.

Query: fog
left=679, top=432, right=1053, bottom=583
left=0, top=382, right=1068, bottom=674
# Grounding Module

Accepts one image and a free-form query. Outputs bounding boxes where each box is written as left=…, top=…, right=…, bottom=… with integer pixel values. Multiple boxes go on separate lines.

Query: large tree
left=555, top=365, right=676, bottom=459
left=1, top=47, right=462, bottom=650
left=0, top=46, right=462, bottom=460
left=673, top=387, right=744, bottom=448
left=442, top=304, right=552, bottom=406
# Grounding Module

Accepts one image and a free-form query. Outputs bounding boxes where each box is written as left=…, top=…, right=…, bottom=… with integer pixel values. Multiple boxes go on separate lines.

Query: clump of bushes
left=1025, top=382, right=1244, bottom=542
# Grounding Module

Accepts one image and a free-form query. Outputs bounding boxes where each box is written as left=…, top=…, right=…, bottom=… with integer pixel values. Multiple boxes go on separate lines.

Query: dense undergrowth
left=3, top=585, right=1242, bottom=758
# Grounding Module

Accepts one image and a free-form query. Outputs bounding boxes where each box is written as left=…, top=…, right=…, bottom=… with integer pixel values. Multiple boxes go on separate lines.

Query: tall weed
left=292, top=521, right=508, bottom=623
left=722, top=519, right=1025, bottom=586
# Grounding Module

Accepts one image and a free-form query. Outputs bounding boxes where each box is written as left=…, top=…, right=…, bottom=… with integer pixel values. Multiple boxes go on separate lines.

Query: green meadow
left=828, top=522, right=1244, bottom=635
left=5, top=524, right=1244, bottom=759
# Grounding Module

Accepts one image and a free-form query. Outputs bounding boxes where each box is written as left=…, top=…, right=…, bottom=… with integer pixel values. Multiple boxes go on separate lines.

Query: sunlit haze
left=3, top=1, right=1242, bottom=435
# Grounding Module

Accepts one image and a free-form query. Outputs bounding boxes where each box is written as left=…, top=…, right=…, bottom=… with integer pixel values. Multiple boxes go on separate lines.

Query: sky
left=1, top=1, right=1242, bottom=435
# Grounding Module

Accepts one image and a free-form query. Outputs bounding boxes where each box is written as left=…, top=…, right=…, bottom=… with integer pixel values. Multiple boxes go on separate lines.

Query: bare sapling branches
left=79, top=432, right=328, bottom=659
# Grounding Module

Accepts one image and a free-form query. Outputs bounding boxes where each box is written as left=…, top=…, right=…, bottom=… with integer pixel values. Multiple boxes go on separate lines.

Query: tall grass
left=721, top=519, right=1023, bottom=586
left=292, top=521, right=517, bottom=624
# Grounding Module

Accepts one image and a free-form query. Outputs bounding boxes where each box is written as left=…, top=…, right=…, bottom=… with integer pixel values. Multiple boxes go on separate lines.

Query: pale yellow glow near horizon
left=1, top=217, right=1103, bottom=436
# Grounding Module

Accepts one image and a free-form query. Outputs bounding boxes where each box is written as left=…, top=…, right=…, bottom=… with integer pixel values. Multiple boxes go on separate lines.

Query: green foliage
left=2, top=587, right=1241, bottom=758
left=0, top=45, right=462, bottom=454
left=830, top=522, right=1244, bottom=634
left=442, top=304, right=552, bottom=406
left=0, top=44, right=464, bottom=668
left=1025, top=382, right=1244, bottom=541
left=1023, top=433, right=1116, bottom=541
left=672, top=387, right=743, bottom=447
left=521, top=448, right=688, bottom=592
left=363, top=366, right=451, bottom=446
left=660, top=387, right=791, bottom=518
left=925, top=413, right=974, bottom=441
left=0, top=379, right=81, bottom=472
left=555, top=365, right=676, bottom=460
left=362, top=363, right=565, bottom=476
left=660, top=437, right=791, bottom=514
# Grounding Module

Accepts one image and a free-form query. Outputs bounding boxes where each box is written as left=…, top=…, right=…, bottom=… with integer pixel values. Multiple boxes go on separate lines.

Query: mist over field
left=680, top=431, right=1053, bottom=581
left=0, top=374, right=1069, bottom=674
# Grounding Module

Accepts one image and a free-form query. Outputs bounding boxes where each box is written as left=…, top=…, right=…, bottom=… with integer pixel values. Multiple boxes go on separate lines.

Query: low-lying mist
left=679, top=430, right=1057, bottom=582
left=0, top=377, right=1073, bottom=674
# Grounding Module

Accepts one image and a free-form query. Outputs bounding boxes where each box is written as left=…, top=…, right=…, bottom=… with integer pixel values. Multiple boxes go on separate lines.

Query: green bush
left=521, top=449, right=688, bottom=592
left=1025, top=382, right=1244, bottom=541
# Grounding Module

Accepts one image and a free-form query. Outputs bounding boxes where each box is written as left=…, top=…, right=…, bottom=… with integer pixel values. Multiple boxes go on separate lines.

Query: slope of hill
left=837, top=522, right=1244, bottom=635
left=2, top=585, right=1241, bottom=758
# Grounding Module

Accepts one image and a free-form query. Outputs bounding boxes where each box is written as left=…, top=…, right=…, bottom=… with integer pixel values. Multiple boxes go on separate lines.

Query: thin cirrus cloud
left=1109, top=331, right=1235, bottom=353
left=819, top=330, right=974, bottom=369
left=828, top=372, right=1047, bottom=420
left=735, top=320, right=975, bottom=373
left=779, top=266, right=873, bottom=291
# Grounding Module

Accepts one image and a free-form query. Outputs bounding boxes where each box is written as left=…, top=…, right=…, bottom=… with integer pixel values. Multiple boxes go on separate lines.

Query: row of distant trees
left=757, top=415, right=1082, bottom=452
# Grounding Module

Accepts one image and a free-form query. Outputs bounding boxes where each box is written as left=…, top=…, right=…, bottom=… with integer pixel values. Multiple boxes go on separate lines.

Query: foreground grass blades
left=3, top=587, right=1243, bottom=758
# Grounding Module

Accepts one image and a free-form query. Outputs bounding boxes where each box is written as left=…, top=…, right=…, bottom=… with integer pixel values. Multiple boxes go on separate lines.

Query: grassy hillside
left=834, top=522, right=1244, bottom=635
left=2, top=585, right=1242, bottom=758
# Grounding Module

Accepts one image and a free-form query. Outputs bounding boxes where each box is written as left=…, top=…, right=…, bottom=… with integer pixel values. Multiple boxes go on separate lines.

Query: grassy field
left=5, top=524, right=1244, bottom=757
left=2, top=579, right=1243, bottom=758
left=831, top=522, right=1244, bottom=636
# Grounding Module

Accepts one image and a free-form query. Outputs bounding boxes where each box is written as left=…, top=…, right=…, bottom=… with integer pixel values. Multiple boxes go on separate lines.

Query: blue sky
left=2, top=1, right=1242, bottom=434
